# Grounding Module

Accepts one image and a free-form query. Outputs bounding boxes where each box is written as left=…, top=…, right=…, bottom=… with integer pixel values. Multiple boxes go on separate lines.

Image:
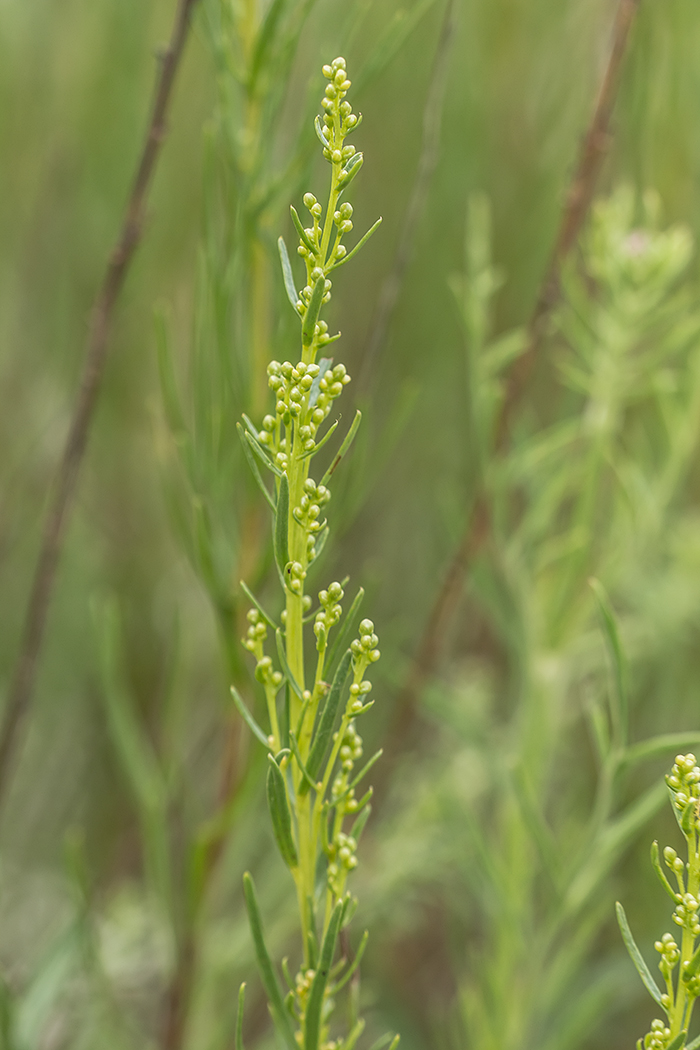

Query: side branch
left=392, top=0, right=641, bottom=742
left=0, top=0, right=200, bottom=809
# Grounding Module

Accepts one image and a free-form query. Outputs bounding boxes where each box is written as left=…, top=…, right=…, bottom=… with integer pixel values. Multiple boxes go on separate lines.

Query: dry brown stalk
left=0, top=0, right=201, bottom=808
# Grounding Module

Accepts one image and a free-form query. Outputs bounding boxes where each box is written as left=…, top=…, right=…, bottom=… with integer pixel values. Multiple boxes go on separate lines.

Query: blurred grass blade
left=304, top=649, right=353, bottom=790
left=305, top=899, right=343, bottom=1050
left=267, top=754, right=298, bottom=868
left=248, top=0, right=287, bottom=92
left=622, top=733, right=700, bottom=770
left=242, top=873, right=297, bottom=1050
left=231, top=685, right=271, bottom=749
left=615, top=902, right=664, bottom=1005
left=353, top=0, right=436, bottom=93
left=590, top=578, right=628, bottom=749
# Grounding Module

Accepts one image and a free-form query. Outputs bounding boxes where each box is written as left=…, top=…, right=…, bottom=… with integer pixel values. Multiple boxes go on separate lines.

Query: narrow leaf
left=231, top=685, right=271, bottom=749
left=337, top=152, right=363, bottom=193
left=278, top=237, right=301, bottom=311
left=309, top=357, right=333, bottom=407
left=300, top=418, right=339, bottom=459
left=326, top=587, right=364, bottom=675
left=314, top=115, right=329, bottom=148
left=237, top=424, right=277, bottom=511
left=667, top=1033, right=687, bottom=1050
left=320, top=410, right=362, bottom=487
left=248, top=0, right=287, bottom=91
left=305, top=900, right=343, bottom=1050
left=289, top=731, right=320, bottom=791
left=243, top=875, right=297, bottom=1050
left=267, top=755, right=298, bottom=868
left=615, top=902, right=664, bottom=1005
left=275, top=629, right=304, bottom=699
left=244, top=427, right=283, bottom=477
left=239, top=580, right=279, bottom=631
left=290, top=206, right=316, bottom=253
left=329, top=218, right=382, bottom=271
left=340, top=1020, right=366, bottom=1050
left=303, top=650, right=353, bottom=792
left=275, top=473, right=290, bottom=579
left=651, top=841, right=680, bottom=903
left=236, top=983, right=246, bottom=1050
left=334, top=930, right=369, bottom=992
left=302, top=276, right=325, bottom=347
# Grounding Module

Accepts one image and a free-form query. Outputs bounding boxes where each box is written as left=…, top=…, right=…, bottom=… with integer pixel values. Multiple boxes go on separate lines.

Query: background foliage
left=2, top=0, right=700, bottom=1048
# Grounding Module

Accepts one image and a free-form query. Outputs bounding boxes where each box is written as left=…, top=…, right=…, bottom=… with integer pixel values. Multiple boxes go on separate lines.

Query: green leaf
left=334, top=750, right=383, bottom=802
left=667, top=1033, right=687, bottom=1050
left=302, top=276, right=326, bottom=347
left=686, top=1034, right=700, bottom=1050
left=300, top=418, right=339, bottom=459
left=685, top=940, right=700, bottom=980
left=319, top=410, right=362, bottom=488
left=303, top=650, right=353, bottom=793
left=278, top=237, right=301, bottom=312
left=230, top=685, right=271, bottom=749
left=305, top=900, right=343, bottom=1050
left=244, top=426, right=283, bottom=477
left=275, top=473, right=290, bottom=580
left=237, top=424, right=277, bottom=512
left=309, top=357, right=333, bottom=407
left=682, top=796, right=696, bottom=836
left=615, top=902, right=664, bottom=1005
left=290, top=205, right=316, bottom=253
left=314, top=115, right=329, bottom=148
left=337, top=152, right=363, bottom=193
left=236, top=983, right=246, bottom=1050
left=275, top=629, right=304, bottom=700
left=339, top=1020, right=366, bottom=1050
left=326, top=587, right=364, bottom=675
left=267, top=755, right=298, bottom=868
left=334, top=929, right=369, bottom=992
left=289, top=731, right=320, bottom=791
left=651, top=841, right=680, bottom=903
left=329, top=218, right=382, bottom=271
left=239, top=580, right=279, bottom=631
left=622, top=733, right=700, bottom=770
left=242, top=873, right=298, bottom=1050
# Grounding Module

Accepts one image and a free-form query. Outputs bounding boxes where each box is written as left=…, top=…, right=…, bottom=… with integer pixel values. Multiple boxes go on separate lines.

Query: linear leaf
left=320, top=411, right=362, bottom=487
left=290, top=206, right=316, bottom=253
left=329, top=218, right=382, bottom=271
left=275, top=629, right=304, bottom=699
left=237, top=423, right=277, bottom=511
left=309, top=357, right=333, bottom=407
left=278, top=236, right=301, bottom=311
left=236, top=983, right=246, bottom=1050
left=300, top=418, right=339, bottom=459
left=667, top=1033, right=687, bottom=1050
left=615, top=902, right=664, bottom=1005
left=302, top=276, right=325, bottom=347
left=267, top=755, right=298, bottom=868
left=244, top=426, right=283, bottom=477
left=239, top=580, right=279, bottom=630
left=230, top=685, right=271, bottom=749
left=333, top=930, right=369, bottom=992
left=303, top=650, right=353, bottom=793
left=590, top=578, right=628, bottom=750
left=326, top=587, right=364, bottom=675
left=289, top=731, right=320, bottom=791
left=651, top=841, right=680, bottom=903
left=275, top=473, right=290, bottom=579
left=305, top=900, right=343, bottom=1050
left=243, top=873, right=298, bottom=1050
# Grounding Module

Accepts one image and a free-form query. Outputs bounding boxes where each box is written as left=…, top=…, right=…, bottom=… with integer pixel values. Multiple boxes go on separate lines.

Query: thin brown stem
left=391, top=0, right=641, bottom=743
left=0, top=0, right=201, bottom=809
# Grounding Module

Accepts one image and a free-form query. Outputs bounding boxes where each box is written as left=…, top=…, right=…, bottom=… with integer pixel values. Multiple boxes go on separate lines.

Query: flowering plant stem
left=236, top=58, right=394, bottom=1050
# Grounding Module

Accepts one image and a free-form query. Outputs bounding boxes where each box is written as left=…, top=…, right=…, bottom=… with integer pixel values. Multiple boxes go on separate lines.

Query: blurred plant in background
left=3, top=1, right=700, bottom=1050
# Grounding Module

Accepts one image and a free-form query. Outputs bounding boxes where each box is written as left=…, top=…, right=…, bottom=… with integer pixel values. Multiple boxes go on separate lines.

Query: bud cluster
left=313, top=581, right=344, bottom=649
left=643, top=1019, right=671, bottom=1050
left=666, top=752, right=700, bottom=826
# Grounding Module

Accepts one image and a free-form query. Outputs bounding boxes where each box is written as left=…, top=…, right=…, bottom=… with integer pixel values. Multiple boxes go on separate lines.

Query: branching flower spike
left=236, top=59, right=394, bottom=1050
left=618, top=755, right=700, bottom=1050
